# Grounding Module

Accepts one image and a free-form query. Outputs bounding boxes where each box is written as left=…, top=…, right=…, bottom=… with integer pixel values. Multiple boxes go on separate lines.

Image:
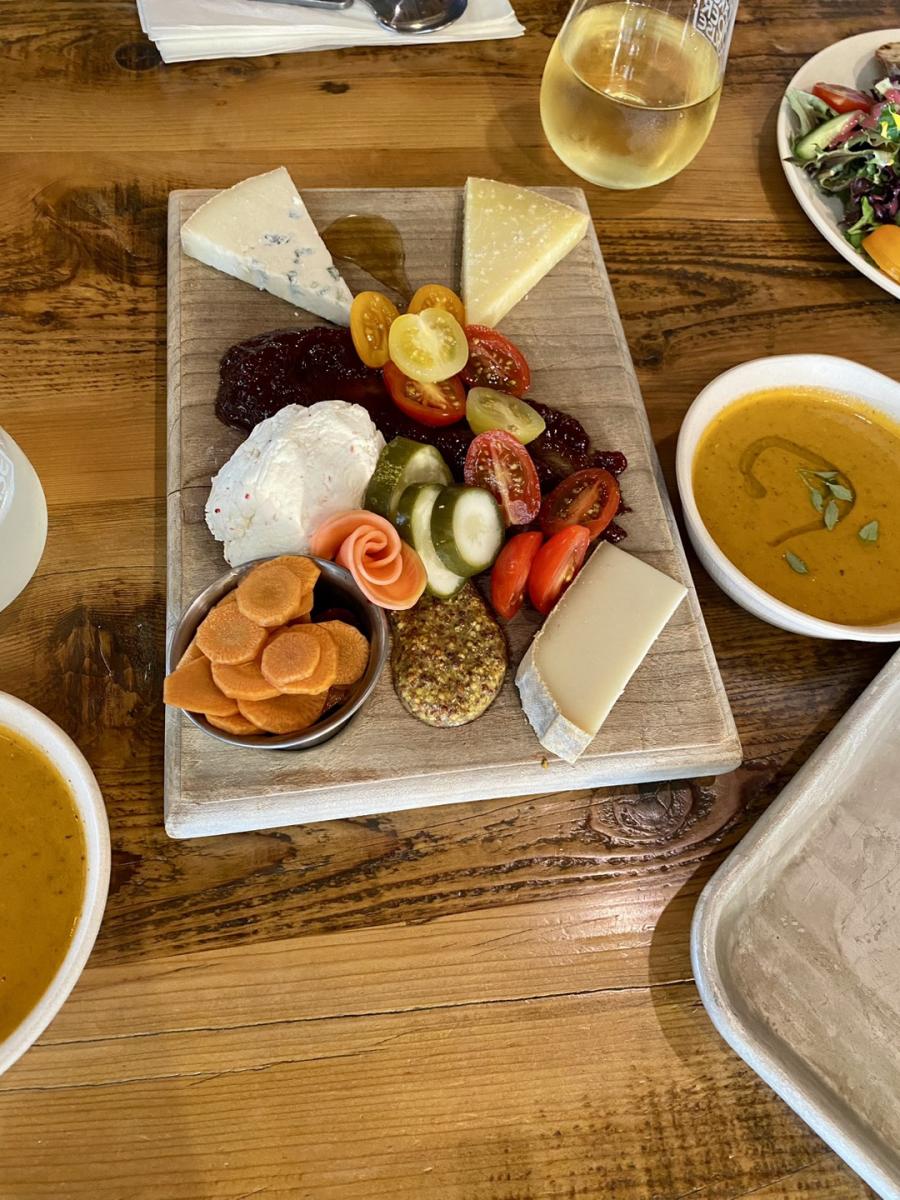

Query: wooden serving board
left=166, top=186, right=741, bottom=839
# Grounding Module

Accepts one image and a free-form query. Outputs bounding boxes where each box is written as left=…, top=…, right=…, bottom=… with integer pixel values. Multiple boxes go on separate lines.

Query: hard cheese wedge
left=462, top=178, right=590, bottom=328
left=181, top=167, right=352, bottom=326
left=516, top=543, right=687, bottom=764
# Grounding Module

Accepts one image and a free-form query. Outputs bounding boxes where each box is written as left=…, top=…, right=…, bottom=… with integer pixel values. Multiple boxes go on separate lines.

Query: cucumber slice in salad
left=431, top=485, right=504, bottom=577
left=395, top=484, right=468, bottom=599
left=365, top=437, right=452, bottom=518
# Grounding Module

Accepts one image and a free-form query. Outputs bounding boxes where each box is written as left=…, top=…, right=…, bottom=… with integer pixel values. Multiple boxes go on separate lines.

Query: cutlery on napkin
left=137, top=0, right=524, bottom=61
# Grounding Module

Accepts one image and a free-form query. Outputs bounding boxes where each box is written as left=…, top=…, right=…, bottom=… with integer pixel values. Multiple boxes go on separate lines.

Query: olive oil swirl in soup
left=692, top=388, right=900, bottom=626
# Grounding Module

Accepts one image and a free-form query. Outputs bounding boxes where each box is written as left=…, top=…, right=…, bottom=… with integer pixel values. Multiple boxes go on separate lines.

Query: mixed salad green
left=787, top=45, right=900, bottom=252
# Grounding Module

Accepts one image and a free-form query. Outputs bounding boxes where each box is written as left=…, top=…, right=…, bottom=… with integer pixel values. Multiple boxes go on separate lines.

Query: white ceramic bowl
left=676, top=354, right=900, bottom=642
left=776, top=28, right=900, bottom=302
left=0, top=694, right=110, bottom=1075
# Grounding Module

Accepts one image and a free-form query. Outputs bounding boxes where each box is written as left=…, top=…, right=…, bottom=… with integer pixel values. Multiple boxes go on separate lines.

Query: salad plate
left=776, top=28, right=900, bottom=301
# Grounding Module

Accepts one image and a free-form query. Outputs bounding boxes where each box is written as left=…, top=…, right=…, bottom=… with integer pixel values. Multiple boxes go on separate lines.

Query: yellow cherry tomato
left=350, top=291, right=400, bottom=368
left=407, top=283, right=466, bottom=327
left=863, top=225, right=900, bottom=284
left=388, top=308, right=469, bottom=384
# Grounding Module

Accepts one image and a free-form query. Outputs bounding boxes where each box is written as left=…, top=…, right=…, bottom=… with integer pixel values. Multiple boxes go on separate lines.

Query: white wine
left=540, top=2, right=722, bottom=190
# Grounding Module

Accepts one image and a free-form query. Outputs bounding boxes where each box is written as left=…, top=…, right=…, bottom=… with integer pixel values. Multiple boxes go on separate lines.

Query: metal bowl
left=166, top=556, right=389, bottom=749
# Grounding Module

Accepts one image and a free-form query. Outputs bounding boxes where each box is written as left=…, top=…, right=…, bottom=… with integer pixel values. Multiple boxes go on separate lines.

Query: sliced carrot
left=237, top=562, right=303, bottom=627
left=211, top=658, right=280, bottom=702
left=294, top=588, right=315, bottom=618
left=238, top=691, right=327, bottom=735
left=176, top=638, right=204, bottom=669
left=260, top=629, right=322, bottom=691
left=195, top=603, right=267, bottom=665
left=164, top=656, right=239, bottom=717
left=276, top=625, right=337, bottom=694
left=269, top=555, right=321, bottom=591
left=317, top=620, right=369, bottom=685
left=207, top=711, right=259, bottom=736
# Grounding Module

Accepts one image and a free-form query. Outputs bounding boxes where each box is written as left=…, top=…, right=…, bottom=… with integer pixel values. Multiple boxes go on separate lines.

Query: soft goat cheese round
left=206, top=401, right=385, bottom=566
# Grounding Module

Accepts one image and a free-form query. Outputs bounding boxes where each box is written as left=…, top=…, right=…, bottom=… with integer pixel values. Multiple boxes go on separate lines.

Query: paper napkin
left=137, top=0, right=524, bottom=62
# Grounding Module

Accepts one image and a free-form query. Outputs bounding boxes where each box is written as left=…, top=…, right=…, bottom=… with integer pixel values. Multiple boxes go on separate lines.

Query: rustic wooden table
left=0, top=2, right=895, bottom=1196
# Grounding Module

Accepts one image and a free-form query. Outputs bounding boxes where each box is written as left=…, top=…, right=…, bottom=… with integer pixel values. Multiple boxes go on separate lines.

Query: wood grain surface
left=0, top=0, right=894, bottom=1196
left=166, top=185, right=739, bottom=836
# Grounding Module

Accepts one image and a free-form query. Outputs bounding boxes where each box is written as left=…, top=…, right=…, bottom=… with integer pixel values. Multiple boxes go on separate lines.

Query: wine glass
left=540, top=0, right=739, bottom=190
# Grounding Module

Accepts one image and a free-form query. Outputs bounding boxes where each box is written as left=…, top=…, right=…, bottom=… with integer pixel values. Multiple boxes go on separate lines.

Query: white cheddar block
left=462, top=177, right=590, bottom=328
left=516, top=543, right=687, bottom=764
left=181, top=167, right=352, bottom=326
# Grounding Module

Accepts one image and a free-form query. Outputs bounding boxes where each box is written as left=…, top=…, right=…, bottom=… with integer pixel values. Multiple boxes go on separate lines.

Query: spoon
left=253, top=0, right=467, bottom=32
left=359, top=0, right=467, bottom=33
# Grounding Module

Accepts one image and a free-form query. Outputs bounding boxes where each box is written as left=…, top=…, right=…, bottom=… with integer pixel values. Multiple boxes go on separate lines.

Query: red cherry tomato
left=382, top=361, right=466, bottom=428
left=539, top=468, right=621, bottom=541
left=461, top=326, right=531, bottom=397
left=527, top=526, right=590, bottom=616
left=464, top=430, right=541, bottom=525
left=812, top=83, right=873, bottom=114
left=491, top=532, right=543, bottom=620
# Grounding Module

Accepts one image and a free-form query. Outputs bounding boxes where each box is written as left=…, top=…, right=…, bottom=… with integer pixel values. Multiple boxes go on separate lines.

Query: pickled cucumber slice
left=395, top=483, right=467, bottom=599
left=431, top=485, right=504, bottom=577
left=364, top=437, right=452, bottom=518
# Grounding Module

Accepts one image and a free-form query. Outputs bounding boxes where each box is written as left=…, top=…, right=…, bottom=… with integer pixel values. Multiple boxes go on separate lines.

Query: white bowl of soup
left=676, top=355, right=900, bottom=641
left=0, top=693, right=110, bottom=1074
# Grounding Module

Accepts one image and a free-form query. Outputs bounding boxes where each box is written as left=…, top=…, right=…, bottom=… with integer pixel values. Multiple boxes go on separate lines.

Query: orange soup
left=0, top=726, right=86, bottom=1041
left=693, top=387, right=900, bottom=626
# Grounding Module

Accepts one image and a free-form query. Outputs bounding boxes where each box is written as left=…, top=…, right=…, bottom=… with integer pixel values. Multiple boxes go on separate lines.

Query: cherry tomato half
left=528, top=526, right=590, bottom=616
left=464, top=430, right=541, bottom=526
left=389, top=308, right=469, bottom=384
left=461, top=326, right=531, bottom=398
left=812, top=83, right=873, bottom=114
left=350, top=291, right=399, bottom=369
left=539, top=468, right=621, bottom=541
left=465, top=387, right=546, bottom=444
left=407, top=284, right=466, bottom=327
left=382, top=361, right=466, bottom=428
left=491, top=532, right=543, bottom=620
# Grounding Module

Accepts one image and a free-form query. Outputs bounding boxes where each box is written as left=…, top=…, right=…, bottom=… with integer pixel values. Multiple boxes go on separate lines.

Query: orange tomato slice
left=407, top=284, right=466, bottom=327
left=388, top=309, right=469, bottom=384
left=350, top=291, right=400, bottom=368
left=863, top=226, right=900, bottom=284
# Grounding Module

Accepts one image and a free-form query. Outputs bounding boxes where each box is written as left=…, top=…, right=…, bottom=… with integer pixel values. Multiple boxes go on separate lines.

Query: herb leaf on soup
left=858, top=520, right=880, bottom=544
left=785, top=551, right=809, bottom=575
left=797, top=468, right=853, bottom=531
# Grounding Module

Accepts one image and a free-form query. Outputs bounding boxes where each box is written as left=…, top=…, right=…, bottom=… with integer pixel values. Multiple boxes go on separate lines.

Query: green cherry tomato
left=465, top=388, right=546, bottom=445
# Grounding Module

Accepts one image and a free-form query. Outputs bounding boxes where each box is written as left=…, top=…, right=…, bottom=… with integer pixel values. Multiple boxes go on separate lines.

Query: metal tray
left=692, top=650, right=900, bottom=1200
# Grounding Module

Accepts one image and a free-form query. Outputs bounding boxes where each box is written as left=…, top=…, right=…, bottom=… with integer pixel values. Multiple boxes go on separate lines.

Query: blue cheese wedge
left=181, top=167, right=352, bottom=326
left=462, top=178, right=590, bottom=328
left=516, top=543, right=687, bottom=764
